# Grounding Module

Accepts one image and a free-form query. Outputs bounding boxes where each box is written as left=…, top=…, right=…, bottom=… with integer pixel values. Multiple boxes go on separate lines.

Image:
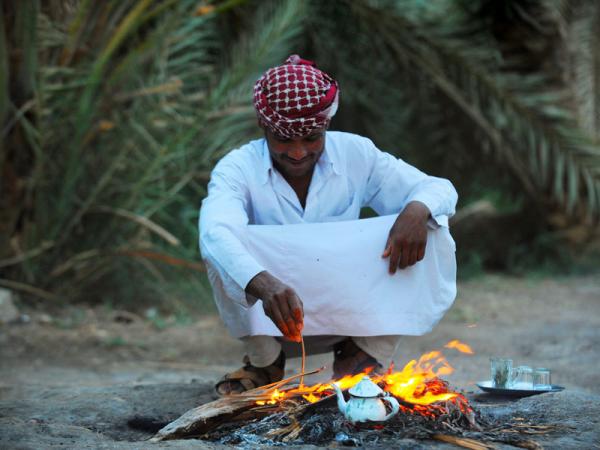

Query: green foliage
left=1, top=0, right=307, bottom=306
left=505, top=231, right=600, bottom=278
left=313, top=0, right=600, bottom=220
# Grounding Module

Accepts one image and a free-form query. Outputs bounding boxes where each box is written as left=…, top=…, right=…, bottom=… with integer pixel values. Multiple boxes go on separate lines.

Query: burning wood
left=248, top=347, right=473, bottom=407
left=154, top=342, right=474, bottom=440
left=150, top=369, right=324, bottom=441
left=151, top=341, right=563, bottom=448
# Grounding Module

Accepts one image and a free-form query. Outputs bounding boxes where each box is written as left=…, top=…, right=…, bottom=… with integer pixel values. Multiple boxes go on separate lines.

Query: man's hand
left=246, top=271, right=304, bottom=342
left=382, top=201, right=430, bottom=274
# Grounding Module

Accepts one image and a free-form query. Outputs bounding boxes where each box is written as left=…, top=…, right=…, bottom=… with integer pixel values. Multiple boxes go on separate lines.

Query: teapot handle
left=382, top=395, right=400, bottom=421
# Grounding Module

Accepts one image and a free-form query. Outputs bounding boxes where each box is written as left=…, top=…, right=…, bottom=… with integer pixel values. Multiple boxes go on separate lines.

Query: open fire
left=151, top=339, right=561, bottom=448
left=256, top=340, right=474, bottom=418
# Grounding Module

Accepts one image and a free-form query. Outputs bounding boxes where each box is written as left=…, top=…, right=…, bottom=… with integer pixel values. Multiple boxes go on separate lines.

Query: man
left=199, top=55, right=458, bottom=395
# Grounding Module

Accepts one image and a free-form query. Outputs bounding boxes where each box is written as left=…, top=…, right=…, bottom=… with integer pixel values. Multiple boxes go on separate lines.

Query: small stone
left=38, top=313, right=53, bottom=324
left=0, top=288, right=19, bottom=324
left=94, top=328, right=109, bottom=339
left=335, top=431, right=360, bottom=446
left=17, top=314, right=30, bottom=324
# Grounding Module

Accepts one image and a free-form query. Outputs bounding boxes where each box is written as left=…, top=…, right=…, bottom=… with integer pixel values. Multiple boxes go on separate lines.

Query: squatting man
left=199, top=55, right=458, bottom=395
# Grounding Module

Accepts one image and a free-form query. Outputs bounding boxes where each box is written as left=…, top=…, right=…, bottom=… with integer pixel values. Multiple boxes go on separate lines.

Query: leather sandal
left=215, top=351, right=285, bottom=396
left=332, top=338, right=383, bottom=379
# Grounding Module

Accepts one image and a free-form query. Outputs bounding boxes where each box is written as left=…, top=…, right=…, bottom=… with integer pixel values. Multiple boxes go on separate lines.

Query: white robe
left=206, top=214, right=456, bottom=338
left=199, top=131, right=458, bottom=338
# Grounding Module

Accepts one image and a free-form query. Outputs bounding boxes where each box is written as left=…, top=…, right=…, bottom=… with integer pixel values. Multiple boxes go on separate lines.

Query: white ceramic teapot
left=332, top=376, right=400, bottom=423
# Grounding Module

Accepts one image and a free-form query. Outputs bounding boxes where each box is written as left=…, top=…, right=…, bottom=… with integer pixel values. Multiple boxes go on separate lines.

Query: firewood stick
left=152, top=373, right=334, bottom=441
left=283, top=422, right=303, bottom=442
left=269, top=365, right=324, bottom=389
left=510, top=440, right=543, bottom=450
left=234, top=366, right=325, bottom=397
left=432, top=434, right=495, bottom=450
left=151, top=397, right=258, bottom=441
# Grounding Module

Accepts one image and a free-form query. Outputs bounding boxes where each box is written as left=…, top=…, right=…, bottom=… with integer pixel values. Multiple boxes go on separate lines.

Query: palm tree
left=1, top=0, right=598, bottom=303
left=0, top=0, right=307, bottom=303
left=312, top=0, right=600, bottom=221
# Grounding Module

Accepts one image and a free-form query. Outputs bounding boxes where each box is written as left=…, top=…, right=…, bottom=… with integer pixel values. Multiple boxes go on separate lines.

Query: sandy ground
left=1, top=273, right=600, bottom=448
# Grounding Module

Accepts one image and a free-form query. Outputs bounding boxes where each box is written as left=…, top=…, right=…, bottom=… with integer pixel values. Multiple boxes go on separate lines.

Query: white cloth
left=199, top=131, right=458, bottom=338
left=205, top=214, right=456, bottom=337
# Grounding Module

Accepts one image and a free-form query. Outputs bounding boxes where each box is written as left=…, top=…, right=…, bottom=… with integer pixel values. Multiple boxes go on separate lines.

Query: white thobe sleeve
left=361, top=138, right=458, bottom=224
left=199, top=163, right=265, bottom=302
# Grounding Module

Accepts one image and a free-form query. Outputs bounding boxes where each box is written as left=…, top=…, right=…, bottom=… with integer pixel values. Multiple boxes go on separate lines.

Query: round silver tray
left=476, top=380, right=564, bottom=397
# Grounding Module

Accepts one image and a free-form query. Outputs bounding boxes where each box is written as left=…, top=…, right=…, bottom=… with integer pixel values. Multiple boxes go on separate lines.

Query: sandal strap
left=215, top=351, right=285, bottom=395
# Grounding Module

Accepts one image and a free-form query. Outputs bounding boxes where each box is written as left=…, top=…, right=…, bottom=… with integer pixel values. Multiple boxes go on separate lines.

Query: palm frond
left=1, top=0, right=311, bottom=302
left=347, top=0, right=600, bottom=219
left=568, top=1, right=600, bottom=140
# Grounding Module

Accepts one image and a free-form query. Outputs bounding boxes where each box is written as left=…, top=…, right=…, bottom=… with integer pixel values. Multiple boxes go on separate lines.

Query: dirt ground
left=1, top=273, right=600, bottom=448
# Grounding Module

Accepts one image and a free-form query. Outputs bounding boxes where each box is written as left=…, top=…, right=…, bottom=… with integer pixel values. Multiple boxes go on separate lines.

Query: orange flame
left=444, top=339, right=474, bottom=355
left=377, top=351, right=457, bottom=405
left=257, top=344, right=473, bottom=417
left=256, top=389, right=285, bottom=405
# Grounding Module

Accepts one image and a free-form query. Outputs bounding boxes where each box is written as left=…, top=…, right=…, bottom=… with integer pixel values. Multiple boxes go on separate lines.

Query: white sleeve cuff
left=428, top=214, right=448, bottom=229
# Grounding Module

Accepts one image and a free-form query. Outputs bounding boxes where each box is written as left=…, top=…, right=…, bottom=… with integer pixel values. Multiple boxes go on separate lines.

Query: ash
left=207, top=401, right=483, bottom=447
left=212, top=409, right=346, bottom=447
left=204, top=399, right=562, bottom=448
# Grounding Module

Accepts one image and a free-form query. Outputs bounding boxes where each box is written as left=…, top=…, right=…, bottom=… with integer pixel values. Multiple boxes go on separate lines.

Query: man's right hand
left=245, top=271, right=304, bottom=342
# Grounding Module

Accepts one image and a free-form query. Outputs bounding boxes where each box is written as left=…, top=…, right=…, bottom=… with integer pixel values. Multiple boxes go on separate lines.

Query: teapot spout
left=332, top=383, right=347, bottom=414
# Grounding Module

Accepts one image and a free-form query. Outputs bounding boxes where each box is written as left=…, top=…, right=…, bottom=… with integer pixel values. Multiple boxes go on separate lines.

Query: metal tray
left=476, top=380, right=564, bottom=397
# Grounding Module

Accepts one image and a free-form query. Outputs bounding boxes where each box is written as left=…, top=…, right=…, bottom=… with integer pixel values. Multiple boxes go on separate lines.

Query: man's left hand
left=382, top=201, right=430, bottom=274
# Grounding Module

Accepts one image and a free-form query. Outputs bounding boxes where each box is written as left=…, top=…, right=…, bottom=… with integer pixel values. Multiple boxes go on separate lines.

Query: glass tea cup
left=490, top=358, right=513, bottom=388
left=511, top=365, right=534, bottom=389
left=533, top=368, right=552, bottom=390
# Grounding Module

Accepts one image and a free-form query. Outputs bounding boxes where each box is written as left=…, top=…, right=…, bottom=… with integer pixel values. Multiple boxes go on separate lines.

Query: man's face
left=264, top=126, right=327, bottom=180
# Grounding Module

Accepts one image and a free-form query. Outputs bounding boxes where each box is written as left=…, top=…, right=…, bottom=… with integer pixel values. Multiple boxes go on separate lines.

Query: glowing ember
left=255, top=341, right=474, bottom=417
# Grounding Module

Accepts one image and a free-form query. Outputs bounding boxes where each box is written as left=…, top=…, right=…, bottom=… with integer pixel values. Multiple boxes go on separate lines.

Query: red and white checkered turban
left=253, top=55, right=339, bottom=138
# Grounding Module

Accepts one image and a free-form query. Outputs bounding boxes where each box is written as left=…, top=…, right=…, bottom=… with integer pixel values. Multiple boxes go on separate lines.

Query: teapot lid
left=348, top=376, right=384, bottom=397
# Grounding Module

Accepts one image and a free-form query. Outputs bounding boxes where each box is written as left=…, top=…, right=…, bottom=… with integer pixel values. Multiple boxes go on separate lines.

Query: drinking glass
left=511, top=365, right=533, bottom=389
left=533, top=368, right=552, bottom=390
left=490, top=358, right=512, bottom=388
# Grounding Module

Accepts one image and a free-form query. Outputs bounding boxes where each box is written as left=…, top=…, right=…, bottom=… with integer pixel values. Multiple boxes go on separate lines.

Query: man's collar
left=259, top=133, right=340, bottom=185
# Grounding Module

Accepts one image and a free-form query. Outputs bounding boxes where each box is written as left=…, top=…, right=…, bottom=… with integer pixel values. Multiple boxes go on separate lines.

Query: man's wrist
left=404, top=201, right=431, bottom=221
left=245, top=270, right=274, bottom=299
